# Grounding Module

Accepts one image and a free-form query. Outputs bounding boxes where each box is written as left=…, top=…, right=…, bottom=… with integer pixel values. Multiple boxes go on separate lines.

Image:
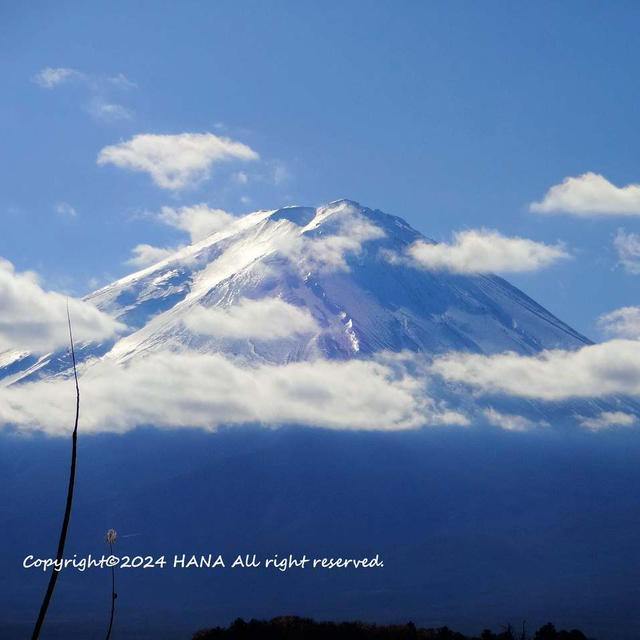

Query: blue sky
left=1, top=1, right=639, bottom=338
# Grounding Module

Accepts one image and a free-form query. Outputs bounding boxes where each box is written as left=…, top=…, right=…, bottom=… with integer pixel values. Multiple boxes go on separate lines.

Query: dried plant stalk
left=31, top=304, right=80, bottom=640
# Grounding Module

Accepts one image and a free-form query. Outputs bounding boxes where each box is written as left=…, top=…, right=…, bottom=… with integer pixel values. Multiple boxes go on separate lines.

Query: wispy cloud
left=32, top=67, right=136, bottom=122
left=598, top=306, right=640, bottom=338
left=32, top=67, right=135, bottom=92
left=272, top=161, right=290, bottom=186
left=0, top=258, right=122, bottom=353
left=234, top=171, right=248, bottom=184
left=106, top=72, right=137, bottom=90
left=32, top=67, right=80, bottom=88
left=97, top=133, right=259, bottom=190
left=530, top=172, right=640, bottom=216
left=54, top=202, right=77, bottom=218
left=391, top=230, right=569, bottom=274
left=613, top=229, right=640, bottom=274
left=87, top=99, right=133, bottom=122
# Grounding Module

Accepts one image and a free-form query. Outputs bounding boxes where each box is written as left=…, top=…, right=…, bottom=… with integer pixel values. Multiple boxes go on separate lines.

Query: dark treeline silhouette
left=193, top=617, right=591, bottom=640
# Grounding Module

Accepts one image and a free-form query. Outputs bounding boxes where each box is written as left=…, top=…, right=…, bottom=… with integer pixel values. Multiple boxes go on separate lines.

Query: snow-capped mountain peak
left=3, top=200, right=590, bottom=379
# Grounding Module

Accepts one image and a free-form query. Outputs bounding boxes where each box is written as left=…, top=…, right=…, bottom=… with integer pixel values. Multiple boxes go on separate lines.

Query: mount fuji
left=0, top=199, right=634, bottom=430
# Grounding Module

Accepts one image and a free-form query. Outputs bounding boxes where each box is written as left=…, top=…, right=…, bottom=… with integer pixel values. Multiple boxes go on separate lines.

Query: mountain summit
left=90, top=199, right=588, bottom=363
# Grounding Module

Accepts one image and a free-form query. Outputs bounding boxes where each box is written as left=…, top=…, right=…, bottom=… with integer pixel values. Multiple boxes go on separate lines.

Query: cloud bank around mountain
left=125, top=204, right=236, bottom=267
left=127, top=244, right=178, bottom=268
left=97, top=133, right=259, bottom=190
left=184, top=298, right=319, bottom=340
left=0, top=258, right=122, bottom=353
left=579, top=411, right=637, bottom=431
left=0, top=350, right=467, bottom=435
left=397, top=230, right=568, bottom=274
left=283, top=208, right=385, bottom=273
left=431, top=339, right=640, bottom=400
left=127, top=201, right=386, bottom=274
left=158, top=204, right=236, bottom=242
left=530, top=172, right=640, bottom=216
left=482, top=407, right=545, bottom=432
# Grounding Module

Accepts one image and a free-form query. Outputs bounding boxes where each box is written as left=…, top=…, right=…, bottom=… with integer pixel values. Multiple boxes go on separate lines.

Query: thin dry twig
left=31, top=302, right=80, bottom=640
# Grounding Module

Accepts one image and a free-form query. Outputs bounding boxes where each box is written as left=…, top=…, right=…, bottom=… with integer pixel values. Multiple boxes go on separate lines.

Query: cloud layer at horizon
left=0, top=349, right=467, bottom=435
left=431, top=338, right=640, bottom=400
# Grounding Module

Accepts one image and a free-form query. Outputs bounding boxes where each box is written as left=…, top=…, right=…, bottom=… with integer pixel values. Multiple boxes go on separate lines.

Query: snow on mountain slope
left=85, top=199, right=590, bottom=366
left=1, top=199, right=636, bottom=431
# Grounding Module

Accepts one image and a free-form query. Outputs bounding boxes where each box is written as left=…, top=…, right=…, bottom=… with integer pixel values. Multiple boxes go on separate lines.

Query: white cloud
left=0, top=349, right=466, bottom=435
left=614, top=229, right=640, bottom=274
left=158, top=204, right=235, bottom=242
left=55, top=202, right=77, bottom=218
left=87, top=99, right=133, bottom=122
left=126, top=244, right=178, bottom=268
left=482, top=407, right=541, bottom=432
left=431, top=339, right=640, bottom=401
left=402, top=230, right=568, bottom=274
left=32, top=67, right=79, bottom=88
left=578, top=411, right=637, bottom=431
left=97, top=133, right=259, bottom=190
left=184, top=298, right=319, bottom=340
left=304, top=217, right=385, bottom=271
left=0, top=258, right=123, bottom=353
left=530, top=172, right=640, bottom=216
left=598, top=306, right=640, bottom=338
left=278, top=204, right=385, bottom=273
